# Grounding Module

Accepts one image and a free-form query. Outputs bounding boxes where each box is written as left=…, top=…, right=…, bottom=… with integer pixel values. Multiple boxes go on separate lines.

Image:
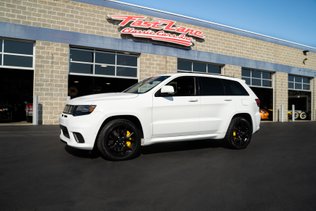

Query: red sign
left=108, top=15, right=205, bottom=47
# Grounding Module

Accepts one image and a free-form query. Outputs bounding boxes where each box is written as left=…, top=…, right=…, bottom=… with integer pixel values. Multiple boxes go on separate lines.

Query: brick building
left=0, top=0, right=315, bottom=124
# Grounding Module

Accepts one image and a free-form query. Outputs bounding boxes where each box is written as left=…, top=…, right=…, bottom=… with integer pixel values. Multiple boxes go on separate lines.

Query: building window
left=70, top=47, right=138, bottom=79
left=0, top=38, right=34, bottom=69
left=288, top=75, right=310, bottom=91
left=242, top=68, right=272, bottom=88
left=177, top=58, right=222, bottom=74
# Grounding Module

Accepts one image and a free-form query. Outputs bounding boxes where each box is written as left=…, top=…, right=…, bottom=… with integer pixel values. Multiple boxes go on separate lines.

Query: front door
left=152, top=76, right=200, bottom=139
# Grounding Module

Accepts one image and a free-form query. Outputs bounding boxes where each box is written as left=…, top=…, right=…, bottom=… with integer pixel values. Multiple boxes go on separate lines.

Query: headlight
left=73, top=105, right=96, bottom=116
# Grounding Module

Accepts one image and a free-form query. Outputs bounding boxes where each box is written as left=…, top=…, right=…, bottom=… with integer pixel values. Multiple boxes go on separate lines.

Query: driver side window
left=167, top=76, right=195, bottom=96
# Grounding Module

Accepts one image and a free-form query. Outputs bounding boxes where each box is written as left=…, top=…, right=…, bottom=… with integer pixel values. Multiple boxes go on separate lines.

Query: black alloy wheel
left=97, top=119, right=141, bottom=161
left=225, top=117, right=252, bottom=149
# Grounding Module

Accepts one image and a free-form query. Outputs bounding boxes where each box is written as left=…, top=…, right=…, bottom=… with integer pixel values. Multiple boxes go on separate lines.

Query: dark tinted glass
left=252, top=78, right=261, bottom=86
left=208, top=64, right=221, bottom=74
left=222, top=79, right=249, bottom=96
left=252, top=70, right=261, bottom=78
left=262, top=71, right=271, bottom=79
left=0, top=55, right=2, bottom=65
left=295, top=83, right=302, bottom=90
left=117, top=67, right=137, bottom=77
left=4, top=55, right=33, bottom=67
left=178, top=59, right=192, bottom=71
left=117, top=54, right=137, bottom=66
left=243, top=77, right=250, bottom=85
left=295, top=76, right=302, bottom=83
left=288, top=75, right=294, bottom=82
left=193, top=62, right=206, bottom=72
left=167, top=76, right=195, bottom=96
left=303, top=84, right=310, bottom=90
left=70, top=49, right=93, bottom=62
left=95, top=65, right=115, bottom=76
left=70, top=63, right=93, bottom=74
left=288, top=82, right=294, bottom=89
left=4, top=40, right=33, bottom=54
left=198, top=77, right=224, bottom=96
left=0, top=39, right=2, bottom=51
left=303, top=77, right=309, bottom=84
left=262, top=80, right=272, bottom=87
left=242, top=68, right=251, bottom=77
left=95, top=52, right=115, bottom=64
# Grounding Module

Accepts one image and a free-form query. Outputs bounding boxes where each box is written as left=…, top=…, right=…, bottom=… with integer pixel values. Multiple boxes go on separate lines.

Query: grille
left=60, top=125, right=70, bottom=138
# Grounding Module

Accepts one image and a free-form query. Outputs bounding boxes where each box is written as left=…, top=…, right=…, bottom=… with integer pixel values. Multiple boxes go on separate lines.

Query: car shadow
left=64, top=139, right=225, bottom=159
left=65, top=145, right=101, bottom=159
left=142, top=139, right=225, bottom=155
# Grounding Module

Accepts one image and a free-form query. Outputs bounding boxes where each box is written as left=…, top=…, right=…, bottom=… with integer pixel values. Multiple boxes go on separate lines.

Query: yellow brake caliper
left=126, top=130, right=132, bottom=149
left=233, top=131, right=237, bottom=140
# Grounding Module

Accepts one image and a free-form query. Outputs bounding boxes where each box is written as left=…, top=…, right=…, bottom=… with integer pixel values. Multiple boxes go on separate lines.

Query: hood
left=69, top=92, right=138, bottom=104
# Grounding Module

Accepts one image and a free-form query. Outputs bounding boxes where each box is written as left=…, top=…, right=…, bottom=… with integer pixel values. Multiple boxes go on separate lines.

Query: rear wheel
left=225, top=117, right=252, bottom=149
left=97, top=119, right=141, bottom=161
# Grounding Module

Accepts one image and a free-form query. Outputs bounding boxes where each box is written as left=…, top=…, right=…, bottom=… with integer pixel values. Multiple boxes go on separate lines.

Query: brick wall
left=222, top=65, right=241, bottom=78
left=312, top=79, right=316, bottom=121
left=34, top=41, right=68, bottom=124
left=0, top=0, right=315, bottom=71
left=273, top=72, right=288, bottom=122
left=139, top=54, right=177, bottom=80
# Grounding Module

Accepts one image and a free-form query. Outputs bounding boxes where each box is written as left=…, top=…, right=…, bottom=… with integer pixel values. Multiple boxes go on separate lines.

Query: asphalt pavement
left=0, top=122, right=316, bottom=210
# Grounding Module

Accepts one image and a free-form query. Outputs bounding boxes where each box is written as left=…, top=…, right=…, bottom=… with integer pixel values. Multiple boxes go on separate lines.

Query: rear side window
left=198, top=77, right=224, bottom=95
left=222, top=79, right=249, bottom=96
left=198, top=77, right=249, bottom=96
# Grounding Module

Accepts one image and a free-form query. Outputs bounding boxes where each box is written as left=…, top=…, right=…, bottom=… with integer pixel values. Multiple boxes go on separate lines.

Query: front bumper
left=59, top=111, right=104, bottom=150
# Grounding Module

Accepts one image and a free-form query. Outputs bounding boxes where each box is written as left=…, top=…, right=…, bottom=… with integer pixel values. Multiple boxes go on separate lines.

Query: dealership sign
left=108, top=15, right=205, bottom=47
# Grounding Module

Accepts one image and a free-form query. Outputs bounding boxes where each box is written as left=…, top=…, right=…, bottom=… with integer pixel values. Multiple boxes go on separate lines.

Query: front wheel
left=97, top=119, right=141, bottom=161
left=224, top=117, right=252, bottom=149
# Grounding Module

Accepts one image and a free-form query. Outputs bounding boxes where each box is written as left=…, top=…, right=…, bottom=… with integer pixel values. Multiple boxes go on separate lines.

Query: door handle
left=224, top=99, right=232, bottom=102
left=189, top=99, right=198, bottom=102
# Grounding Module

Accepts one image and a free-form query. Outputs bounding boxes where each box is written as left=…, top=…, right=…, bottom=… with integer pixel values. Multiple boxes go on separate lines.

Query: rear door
left=152, top=76, right=200, bottom=138
left=197, top=76, right=234, bottom=134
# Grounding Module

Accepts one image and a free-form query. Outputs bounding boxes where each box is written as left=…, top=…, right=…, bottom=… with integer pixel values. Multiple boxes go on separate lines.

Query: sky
left=115, top=0, right=316, bottom=48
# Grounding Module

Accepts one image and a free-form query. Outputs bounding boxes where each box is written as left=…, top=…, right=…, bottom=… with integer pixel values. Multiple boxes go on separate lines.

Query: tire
left=224, top=117, right=252, bottom=149
left=299, top=112, right=307, bottom=120
left=97, top=119, right=141, bottom=161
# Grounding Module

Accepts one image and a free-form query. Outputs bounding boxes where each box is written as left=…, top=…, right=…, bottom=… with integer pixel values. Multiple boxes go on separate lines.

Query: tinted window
left=208, top=64, right=221, bottom=74
left=70, top=63, right=93, bottom=74
left=167, top=76, right=195, bottom=96
left=117, top=67, right=137, bottom=77
left=198, top=77, right=224, bottom=96
left=95, top=65, right=115, bottom=76
left=178, top=59, right=192, bottom=71
left=222, top=79, right=249, bottom=96
left=95, top=52, right=115, bottom=64
left=4, top=55, right=33, bottom=67
left=117, top=54, right=137, bottom=66
left=4, top=40, right=33, bottom=55
left=70, top=49, right=93, bottom=62
left=193, top=62, right=206, bottom=72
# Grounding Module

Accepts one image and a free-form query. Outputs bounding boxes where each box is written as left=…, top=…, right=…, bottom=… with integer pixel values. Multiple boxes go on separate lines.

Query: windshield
left=124, top=76, right=170, bottom=94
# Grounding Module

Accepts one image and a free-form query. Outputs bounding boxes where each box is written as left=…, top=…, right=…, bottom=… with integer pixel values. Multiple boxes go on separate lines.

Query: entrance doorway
left=0, top=69, right=33, bottom=123
left=68, top=75, right=137, bottom=98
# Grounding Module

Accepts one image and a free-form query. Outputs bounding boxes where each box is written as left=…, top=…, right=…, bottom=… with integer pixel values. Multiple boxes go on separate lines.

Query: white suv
left=60, top=73, right=260, bottom=160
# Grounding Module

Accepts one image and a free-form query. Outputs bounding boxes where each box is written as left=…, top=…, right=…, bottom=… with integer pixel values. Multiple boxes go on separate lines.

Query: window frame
left=0, top=38, right=34, bottom=70
left=288, top=74, right=311, bottom=92
left=177, top=58, right=222, bottom=75
left=69, top=47, right=139, bottom=79
left=242, top=68, right=273, bottom=89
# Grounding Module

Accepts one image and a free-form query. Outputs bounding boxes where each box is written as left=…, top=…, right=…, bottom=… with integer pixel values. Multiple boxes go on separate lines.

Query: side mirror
left=160, top=85, right=175, bottom=95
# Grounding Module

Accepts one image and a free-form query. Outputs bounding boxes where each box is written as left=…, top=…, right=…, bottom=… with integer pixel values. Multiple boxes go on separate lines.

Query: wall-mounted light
left=303, top=50, right=309, bottom=56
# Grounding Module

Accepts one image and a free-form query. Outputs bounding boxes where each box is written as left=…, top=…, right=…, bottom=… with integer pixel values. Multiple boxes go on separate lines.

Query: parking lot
left=0, top=122, right=316, bottom=210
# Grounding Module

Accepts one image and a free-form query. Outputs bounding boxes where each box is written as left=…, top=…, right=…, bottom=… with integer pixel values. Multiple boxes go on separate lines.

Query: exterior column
left=312, top=78, right=316, bottom=121
left=273, top=72, right=288, bottom=122
left=139, top=54, right=177, bottom=80
left=34, top=41, right=69, bottom=124
left=223, top=65, right=241, bottom=78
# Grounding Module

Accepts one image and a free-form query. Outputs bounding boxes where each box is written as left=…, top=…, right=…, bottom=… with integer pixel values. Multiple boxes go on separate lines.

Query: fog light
left=73, top=132, right=85, bottom=143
